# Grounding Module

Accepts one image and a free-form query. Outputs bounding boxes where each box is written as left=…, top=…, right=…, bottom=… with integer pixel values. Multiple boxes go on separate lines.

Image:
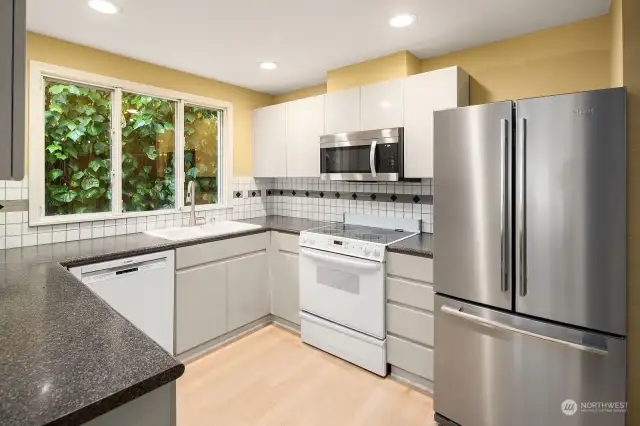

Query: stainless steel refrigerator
left=433, top=88, right=627, bottom=426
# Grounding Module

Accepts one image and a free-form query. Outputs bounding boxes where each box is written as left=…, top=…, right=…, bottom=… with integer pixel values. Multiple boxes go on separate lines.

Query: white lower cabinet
left=176, top=262, right=228, bottom=354
left=228, top=252, right=270, bottom=330
left=269, top=232, right=300, bottom=325
left=174, top=229, right=435, bottom=387
left=175, top=233, right=269, bottom=354
left=385, top=252, right=435, bottom=391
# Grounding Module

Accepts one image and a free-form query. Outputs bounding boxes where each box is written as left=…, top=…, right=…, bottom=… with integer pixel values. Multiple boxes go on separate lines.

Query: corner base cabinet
left=269, top=232, right=301, bottom=325
left=175, top=233, right=269, bottom=354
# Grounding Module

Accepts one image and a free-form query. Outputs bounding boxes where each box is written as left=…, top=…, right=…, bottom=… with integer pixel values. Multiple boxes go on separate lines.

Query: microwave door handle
left=370, top=140, right=377, bottom=178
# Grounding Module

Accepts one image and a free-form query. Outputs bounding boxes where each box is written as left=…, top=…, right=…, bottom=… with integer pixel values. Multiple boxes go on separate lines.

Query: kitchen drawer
left=387, top=276, right=434, bottom=312
left=387, top=252, right=433, bottom=284
left=176, top=232, right=268, bottom=269
left=387, top=303, right=434, bottom=346
left=387, top=334, right=434, bottom=381
left=272, top=231, right=299, bottom=254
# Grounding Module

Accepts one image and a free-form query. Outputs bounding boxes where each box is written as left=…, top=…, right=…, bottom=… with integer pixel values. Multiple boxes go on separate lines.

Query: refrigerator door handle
left=440, top=305, right=608, bottom=356
left=500, top=119, right=508, bottom=292
left=517, top=118, right=527, bottom=297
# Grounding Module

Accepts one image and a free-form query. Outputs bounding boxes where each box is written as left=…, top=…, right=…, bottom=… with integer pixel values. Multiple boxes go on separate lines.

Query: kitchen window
left=28, top=62, right=233, bottom=226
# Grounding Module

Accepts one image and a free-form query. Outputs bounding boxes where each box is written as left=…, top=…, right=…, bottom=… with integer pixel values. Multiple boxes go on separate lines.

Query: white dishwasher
left=70, top=251, right=175, bottom=354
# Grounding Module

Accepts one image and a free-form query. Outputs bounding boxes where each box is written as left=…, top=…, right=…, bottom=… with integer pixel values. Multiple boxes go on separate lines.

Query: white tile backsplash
left=2, top=176, right=416, bottom=249
left=37, top=233, right=52, bottom=245
left=6, top=212, right=22, bottom=224
left=52, top=231, right=66, bottom=243
left=6, top=236, right=21, bottom=248
left=268, top=177, right=434, bottom=233
left=6, top=224, right=22, bottom=236
left=22, top=234, right=38, bottom=247
left=66, top=229, right=80, bottom=241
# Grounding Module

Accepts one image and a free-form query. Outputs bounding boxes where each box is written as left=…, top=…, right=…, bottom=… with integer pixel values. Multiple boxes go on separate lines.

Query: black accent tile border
left=265, top=189, right=433, bottom=204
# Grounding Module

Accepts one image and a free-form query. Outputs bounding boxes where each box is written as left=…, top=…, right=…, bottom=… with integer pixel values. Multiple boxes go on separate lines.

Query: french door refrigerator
left=433, top=87, right=627, bottom=426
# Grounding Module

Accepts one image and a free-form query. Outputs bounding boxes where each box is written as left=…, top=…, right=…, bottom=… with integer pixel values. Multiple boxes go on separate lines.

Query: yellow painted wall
left=622, top=0, right=640, bottom=421
left=326, top=51, right=421, bottom=92
left=273, top=84, right=327, bottom=104
left=611, top=0, right=624, bottom=86
left=276, top=15, right=612, bottom=106
left=405, top=52, right=422, bottom=77
left=421, top=14, right=612, bottom=104
left=26, top=33, right=274, bottom=176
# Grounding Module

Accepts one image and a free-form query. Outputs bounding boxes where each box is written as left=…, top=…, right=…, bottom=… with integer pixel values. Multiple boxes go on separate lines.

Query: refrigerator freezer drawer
left=434, top=295, right=626, bottom=426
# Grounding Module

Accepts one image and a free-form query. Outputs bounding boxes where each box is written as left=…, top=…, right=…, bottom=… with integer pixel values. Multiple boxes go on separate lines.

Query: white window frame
left=28, top=61, right=234, bottom=226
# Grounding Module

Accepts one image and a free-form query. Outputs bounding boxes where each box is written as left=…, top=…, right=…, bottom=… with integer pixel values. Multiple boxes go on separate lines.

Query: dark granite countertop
left=0, top=215, right=430, bottom=426
left=0, top=216, right=327, bottom=426
left=388, top=233, right=434, bottom=258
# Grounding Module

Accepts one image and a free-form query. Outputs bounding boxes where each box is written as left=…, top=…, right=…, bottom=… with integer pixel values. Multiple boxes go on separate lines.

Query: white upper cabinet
left=253, top=103, right=287, bottom=177
left=285, top=95, right=324, bottom=177
left=324, top=87, right=361, bottom=134
left=253, top=66, right=468, bottom=179
left=403, top=66, right=469, bottom=178
left=361, top=78, right=404, bottom=131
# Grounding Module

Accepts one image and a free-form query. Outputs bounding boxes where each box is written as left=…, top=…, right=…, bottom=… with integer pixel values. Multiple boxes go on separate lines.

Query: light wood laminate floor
left=177, top=325, right=436, bottom=426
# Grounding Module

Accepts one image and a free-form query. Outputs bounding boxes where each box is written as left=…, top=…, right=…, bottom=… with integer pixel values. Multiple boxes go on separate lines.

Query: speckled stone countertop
left=0, top=215, right=430, bottom=426
left=0, top=216, right=327, bottom=426
left=387, top=232, right=434, bottom=258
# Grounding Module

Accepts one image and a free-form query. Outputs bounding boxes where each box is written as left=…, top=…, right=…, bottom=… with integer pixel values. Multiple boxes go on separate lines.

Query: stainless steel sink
left=144, top=221, right=262, bottom=241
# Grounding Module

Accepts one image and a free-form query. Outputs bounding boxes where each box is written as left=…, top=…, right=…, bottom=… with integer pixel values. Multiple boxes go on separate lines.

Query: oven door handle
left=370, top=140, right=377, bottom=178
left=300, top=248, right=382, bottom=272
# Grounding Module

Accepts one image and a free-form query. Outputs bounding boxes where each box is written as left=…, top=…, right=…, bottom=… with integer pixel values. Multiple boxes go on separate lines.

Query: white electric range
left=298, top=214, right=420, bottom=376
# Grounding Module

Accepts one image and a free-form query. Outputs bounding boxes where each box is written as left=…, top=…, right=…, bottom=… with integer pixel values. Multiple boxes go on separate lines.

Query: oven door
left=320, top=139, right=402, bottom=181
left=299, top=247, right=385, bottom=338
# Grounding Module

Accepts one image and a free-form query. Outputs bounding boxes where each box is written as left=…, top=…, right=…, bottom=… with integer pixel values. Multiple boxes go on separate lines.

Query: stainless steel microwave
left=319, top=128, right=404, bottom=181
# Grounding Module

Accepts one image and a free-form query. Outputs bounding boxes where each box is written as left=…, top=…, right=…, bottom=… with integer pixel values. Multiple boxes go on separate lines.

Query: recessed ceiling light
left=389, top=13, right=417, bottom=28
left=88, top=0, right=119, bottom=14
left=260, top=62, right=278, bottom=70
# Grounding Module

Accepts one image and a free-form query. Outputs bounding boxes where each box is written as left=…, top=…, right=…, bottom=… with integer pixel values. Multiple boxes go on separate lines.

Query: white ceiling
left=27, top=0, right=611, bottom=95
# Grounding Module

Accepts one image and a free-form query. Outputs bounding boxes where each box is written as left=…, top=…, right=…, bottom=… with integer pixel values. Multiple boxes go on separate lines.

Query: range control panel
left=299, top=233, right=385, bottom=262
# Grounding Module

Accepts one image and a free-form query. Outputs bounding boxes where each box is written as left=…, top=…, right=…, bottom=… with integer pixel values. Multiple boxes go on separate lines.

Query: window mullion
left=111, top=88, right=123, bottom=215
left=176, top=100, right=185, bottom=210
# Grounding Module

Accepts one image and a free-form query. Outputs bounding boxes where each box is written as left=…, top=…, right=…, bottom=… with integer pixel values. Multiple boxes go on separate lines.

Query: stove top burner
left=308, top=223, right=416, bottom=245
